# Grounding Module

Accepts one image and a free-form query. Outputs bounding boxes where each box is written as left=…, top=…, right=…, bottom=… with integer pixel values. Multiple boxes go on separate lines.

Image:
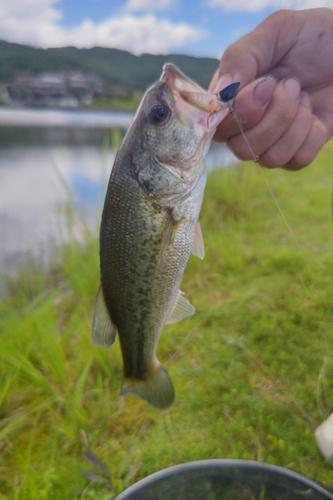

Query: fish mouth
left=160, top=63, right=227, bottom=128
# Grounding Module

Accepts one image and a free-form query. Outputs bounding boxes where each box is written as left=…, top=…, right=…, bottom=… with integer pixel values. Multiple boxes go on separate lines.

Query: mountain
left=0, top=40, right=219, bottom=92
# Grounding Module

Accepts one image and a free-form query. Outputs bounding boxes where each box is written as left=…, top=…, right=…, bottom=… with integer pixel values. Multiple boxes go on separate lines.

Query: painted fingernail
left=213, top=74, right=233, bottom=94
left=284, top=77, right=301, bottom=100
left=253, top=77, right=276, bottom=107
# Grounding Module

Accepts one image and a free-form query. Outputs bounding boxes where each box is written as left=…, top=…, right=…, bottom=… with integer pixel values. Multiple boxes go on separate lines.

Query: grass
left=2, top=140, right=333, bottom=498
left=87, top=92, right=143, bottom=111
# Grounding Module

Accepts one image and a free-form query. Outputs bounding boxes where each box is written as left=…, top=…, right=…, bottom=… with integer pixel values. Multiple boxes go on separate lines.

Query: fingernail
left=284, top=77, right=301, bottom=100
left=253, top=77, right=276, bottom=107
left=213, top=74, right=233, bottom=94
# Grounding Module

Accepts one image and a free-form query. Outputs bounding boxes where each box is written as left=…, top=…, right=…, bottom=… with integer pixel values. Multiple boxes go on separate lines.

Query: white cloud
left=0, top=0, right=204, bottom=55
left=209, top=0, right=333, bottom=12
left=48, top=15, right=204, bottom=55
left=124, top=0, right=175, bottom=11
left=0, top=0, right=62, bottom=46
left=287, top=0, right=333, bottom=7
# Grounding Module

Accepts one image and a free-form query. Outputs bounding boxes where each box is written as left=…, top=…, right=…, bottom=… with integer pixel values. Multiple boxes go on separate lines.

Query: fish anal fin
left=121, top=362, right=174, bottom=410
left=192, top=220, right=205, bottom=260
left=92, top=285, right=117, bottom=348
left=166, top=290, right=195, bottom=325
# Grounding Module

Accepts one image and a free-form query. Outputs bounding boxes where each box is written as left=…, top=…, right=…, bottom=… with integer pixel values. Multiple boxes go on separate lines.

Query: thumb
left=211, top=10, right=303, bottom=95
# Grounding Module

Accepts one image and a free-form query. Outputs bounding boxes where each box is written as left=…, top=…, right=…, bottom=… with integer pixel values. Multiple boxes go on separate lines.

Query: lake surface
left=0, top=107, right=235, bottom=293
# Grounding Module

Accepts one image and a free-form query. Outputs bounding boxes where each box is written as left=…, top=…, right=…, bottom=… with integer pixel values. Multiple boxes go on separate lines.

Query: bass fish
left=92, top=63, right=228, bottom=409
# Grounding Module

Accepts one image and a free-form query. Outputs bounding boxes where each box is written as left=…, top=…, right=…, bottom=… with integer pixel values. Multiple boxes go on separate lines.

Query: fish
left=92, top=63, right=228, bottom=410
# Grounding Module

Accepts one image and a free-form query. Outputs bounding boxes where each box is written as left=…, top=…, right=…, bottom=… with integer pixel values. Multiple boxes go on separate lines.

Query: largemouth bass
left=92, top=63, right=228, bottom=409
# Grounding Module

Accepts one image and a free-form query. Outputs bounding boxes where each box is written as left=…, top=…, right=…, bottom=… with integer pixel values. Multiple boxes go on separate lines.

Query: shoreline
left=0, top=106, right=134, bottom=128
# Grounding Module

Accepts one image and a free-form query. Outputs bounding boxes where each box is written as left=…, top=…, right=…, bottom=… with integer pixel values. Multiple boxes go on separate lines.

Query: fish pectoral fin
left=161, top=207, right=183, bottom=253
left=165, top=290, right=195, bottom=324
left=192, top=220, right=205, bottom=260
left=121, top=362, right=175, bottom=410
left=92, top=285, right=117, bottom=348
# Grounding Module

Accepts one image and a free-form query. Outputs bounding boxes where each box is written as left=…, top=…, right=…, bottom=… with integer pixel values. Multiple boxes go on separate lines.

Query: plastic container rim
left=115, top=458, right=333, bottom=499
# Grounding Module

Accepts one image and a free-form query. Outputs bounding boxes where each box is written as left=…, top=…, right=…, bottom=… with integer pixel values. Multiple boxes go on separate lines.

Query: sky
left=0, top=0, right=333, bottom=59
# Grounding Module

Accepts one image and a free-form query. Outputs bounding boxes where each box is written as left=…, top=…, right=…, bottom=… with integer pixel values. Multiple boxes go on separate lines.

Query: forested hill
left=0, top=40, right=219, bottom=92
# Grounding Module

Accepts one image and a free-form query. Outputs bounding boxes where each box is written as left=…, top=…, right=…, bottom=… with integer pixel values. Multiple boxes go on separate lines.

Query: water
left=0, top=107, right=235, bottom=291
left=0, top=107, right=133, bottom=129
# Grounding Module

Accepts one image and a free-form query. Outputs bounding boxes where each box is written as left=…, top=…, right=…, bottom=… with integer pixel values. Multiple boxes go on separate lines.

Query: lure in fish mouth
left=92, top=63, right=228, bottom=409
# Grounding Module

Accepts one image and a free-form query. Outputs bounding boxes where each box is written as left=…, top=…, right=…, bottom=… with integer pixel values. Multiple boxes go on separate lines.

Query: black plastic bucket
left=115, top=459, right=333, bottom=500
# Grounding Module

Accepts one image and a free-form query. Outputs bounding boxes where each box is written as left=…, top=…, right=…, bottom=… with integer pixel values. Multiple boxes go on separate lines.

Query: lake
left=0, top=107, right=235, bottom=293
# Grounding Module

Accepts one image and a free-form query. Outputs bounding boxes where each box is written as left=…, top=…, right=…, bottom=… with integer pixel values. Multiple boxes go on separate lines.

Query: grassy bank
left=1, top=142, right=333, bottom=499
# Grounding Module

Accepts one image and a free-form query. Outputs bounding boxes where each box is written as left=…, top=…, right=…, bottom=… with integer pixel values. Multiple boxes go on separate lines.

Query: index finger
left=213, top=76, right=277, bottom=142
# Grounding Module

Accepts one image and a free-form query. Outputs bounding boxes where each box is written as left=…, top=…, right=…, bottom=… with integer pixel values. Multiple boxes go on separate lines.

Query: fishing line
left=217, top=83, right=333, bottom=320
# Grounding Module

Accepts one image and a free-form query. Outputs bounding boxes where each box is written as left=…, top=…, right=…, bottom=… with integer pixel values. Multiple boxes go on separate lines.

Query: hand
left=209, top=8, right=333, bottom=170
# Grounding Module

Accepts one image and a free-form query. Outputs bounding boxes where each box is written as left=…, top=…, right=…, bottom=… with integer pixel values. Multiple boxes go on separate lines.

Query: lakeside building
left=6, top=72, right=103, bottom=108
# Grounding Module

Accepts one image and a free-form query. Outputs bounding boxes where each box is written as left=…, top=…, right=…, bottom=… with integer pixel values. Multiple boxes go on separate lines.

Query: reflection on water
left=0, top=107, right=134, bottom=129
left=0, top=143, right=111, bottom=267
left=0, top=109, right=235, bottom=291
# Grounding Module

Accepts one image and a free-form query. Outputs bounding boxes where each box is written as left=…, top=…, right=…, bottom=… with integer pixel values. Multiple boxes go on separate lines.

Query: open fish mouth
left=161, top=63, right=225, bottom=113
left=160, top=63, right=228, bottom=130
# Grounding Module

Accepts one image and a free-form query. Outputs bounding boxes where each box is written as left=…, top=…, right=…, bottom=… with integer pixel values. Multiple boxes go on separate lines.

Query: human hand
left=209, top=8, right=333, bottom=169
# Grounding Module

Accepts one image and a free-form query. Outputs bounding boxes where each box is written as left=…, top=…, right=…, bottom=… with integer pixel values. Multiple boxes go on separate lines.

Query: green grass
left=87, top=91, right=143, bottom=111
left=2, top=141, right=333, bottom=498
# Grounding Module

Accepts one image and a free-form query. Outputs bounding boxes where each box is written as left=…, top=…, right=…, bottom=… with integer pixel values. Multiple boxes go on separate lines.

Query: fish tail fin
left=121, top=363, right=175, bottom=410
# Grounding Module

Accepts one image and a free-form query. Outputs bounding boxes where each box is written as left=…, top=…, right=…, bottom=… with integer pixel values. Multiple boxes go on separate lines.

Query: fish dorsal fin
left=192, top=220, right=205, bottom=260
left=92, top=285, right=117, bottom=348
left=166, top=290, right=195, bottom=324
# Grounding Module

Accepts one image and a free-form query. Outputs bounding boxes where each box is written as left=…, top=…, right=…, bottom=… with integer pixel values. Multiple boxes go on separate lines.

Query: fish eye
left=149, top=104, right=170, bottom=125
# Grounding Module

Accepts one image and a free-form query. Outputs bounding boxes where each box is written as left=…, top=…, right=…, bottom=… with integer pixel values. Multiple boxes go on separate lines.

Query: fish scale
left=101, top=172, right=196, bottom=374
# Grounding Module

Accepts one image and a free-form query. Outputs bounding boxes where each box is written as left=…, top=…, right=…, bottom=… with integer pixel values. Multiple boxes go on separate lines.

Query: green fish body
left=92, top=63, right=228, bottom=409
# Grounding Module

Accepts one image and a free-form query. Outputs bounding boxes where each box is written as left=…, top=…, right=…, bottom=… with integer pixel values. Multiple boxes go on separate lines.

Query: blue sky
left=0, top=0, right=332, bottom=58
